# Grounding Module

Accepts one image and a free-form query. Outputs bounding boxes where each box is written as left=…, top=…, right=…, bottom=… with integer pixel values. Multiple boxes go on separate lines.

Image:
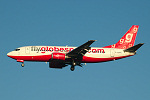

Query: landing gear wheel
left=21, top=63, right=24, bottom=67
left=70, top=66, right=75, bottom=71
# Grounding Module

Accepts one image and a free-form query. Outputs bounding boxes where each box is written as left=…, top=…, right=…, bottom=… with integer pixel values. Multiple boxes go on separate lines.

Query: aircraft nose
left=7, top=52, right=12, bottom=57
left=7, top=52, right=10, bottom=57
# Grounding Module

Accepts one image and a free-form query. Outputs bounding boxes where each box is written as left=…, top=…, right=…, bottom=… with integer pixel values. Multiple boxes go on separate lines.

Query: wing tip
left=89, top=40, right=97, bottom=42
left=140, top=43, right=144, bottom=45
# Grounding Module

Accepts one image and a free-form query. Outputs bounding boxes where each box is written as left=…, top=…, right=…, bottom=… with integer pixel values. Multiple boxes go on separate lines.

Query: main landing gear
left=70, top=61, right=76, bottom=71
left=70, top=66, right=75, bottom=71
left=70, top=61, right=86, bottom=71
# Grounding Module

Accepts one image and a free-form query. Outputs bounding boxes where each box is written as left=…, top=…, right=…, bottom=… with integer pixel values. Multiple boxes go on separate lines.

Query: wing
left=66, top=40, right=96, bottom=59
left=49, top=40, right=96, bottom=69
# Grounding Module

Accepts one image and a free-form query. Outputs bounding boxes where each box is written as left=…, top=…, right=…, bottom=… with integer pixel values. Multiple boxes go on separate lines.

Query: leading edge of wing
left=66, top=40, right=96, bottom=57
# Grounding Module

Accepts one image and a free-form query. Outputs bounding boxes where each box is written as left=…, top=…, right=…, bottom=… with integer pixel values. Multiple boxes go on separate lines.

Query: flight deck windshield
left=14, top=49, right=20, bottom=51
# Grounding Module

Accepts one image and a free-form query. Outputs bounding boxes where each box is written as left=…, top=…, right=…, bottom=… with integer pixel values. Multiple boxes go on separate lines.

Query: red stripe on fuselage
left=7, top=55, right=132, bottom=63
left=8, top=55, right=52, bottom=62
left=82, top=55, right=132, bottom=63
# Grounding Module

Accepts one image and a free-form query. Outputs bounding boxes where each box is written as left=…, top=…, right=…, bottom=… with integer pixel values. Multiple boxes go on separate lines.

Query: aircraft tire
left=21, top=63, right=24, bottom=67
left=70, top=66, right=75, bottom=71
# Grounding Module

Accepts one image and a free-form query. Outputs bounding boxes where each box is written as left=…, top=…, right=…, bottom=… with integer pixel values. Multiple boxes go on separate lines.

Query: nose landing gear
left=17, top=59, right=24, bottom=67
left=21, top=63, right=24, bottom=67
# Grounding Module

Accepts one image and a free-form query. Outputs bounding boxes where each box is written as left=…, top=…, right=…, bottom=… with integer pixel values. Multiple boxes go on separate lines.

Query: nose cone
left=7, top=51, right=19, bottom=60
left=7, top=52, right=13, bottom=57
left=7, top=52, right=11, bottom=57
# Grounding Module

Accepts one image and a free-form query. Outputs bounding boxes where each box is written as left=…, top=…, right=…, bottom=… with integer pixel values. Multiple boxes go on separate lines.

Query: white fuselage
left=7, top=46, right=135, bottom=63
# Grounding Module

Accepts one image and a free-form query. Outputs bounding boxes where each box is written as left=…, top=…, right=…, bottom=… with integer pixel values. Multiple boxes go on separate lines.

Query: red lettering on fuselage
left=41, top=47, right=46, bottom=53
left=35, top=46, right=105, bottom=54
left=88, top=49, right=105, bottom=53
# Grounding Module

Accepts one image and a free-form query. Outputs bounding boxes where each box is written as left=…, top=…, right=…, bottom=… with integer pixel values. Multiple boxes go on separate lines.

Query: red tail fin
left=103, top=25, right=139, bottom=49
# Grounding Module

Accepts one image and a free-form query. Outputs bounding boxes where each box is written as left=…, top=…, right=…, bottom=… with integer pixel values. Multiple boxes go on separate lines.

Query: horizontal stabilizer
left=124, top=43, right=144, bottom=52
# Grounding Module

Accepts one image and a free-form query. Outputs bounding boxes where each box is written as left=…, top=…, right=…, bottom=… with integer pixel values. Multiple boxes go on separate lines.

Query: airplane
left=7, top=25, right=144, bottom=71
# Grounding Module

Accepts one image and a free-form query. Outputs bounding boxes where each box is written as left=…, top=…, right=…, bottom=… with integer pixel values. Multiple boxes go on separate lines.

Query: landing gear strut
left=70, top=61, right=76, bottom=71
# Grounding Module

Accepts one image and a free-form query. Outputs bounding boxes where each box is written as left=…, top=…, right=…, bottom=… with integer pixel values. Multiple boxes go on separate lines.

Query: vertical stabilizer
left=103, top=25, right=139, bottom=49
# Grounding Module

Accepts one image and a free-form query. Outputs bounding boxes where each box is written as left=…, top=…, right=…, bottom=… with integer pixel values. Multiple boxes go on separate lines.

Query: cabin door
left=110, top=49, right=115, bottom=57
left=25, top=47, right=30, bottom=54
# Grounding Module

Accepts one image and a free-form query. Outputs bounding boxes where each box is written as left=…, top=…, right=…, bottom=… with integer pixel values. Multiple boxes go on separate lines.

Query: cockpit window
left=14, top=49, right=20, bottom=51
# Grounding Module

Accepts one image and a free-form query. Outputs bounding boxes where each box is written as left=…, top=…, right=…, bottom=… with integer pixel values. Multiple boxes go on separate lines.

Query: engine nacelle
left=51, top=53, right=66, bottom=60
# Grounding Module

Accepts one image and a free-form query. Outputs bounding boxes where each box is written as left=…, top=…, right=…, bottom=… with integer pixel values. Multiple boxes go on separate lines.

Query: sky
left=0, top=0, right=150, bottom=100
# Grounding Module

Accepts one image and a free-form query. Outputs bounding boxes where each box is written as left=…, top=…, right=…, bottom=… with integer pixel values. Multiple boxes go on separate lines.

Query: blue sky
left=0, top=0, right=150, bottom=100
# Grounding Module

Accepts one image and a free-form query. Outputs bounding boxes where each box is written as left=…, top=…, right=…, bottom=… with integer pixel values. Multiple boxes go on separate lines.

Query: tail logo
left=103, top=25, right=139, bottom=49
left=120, top=26, right=138, bottom=44
left=119, top=33, right=133, bottom=44
left=132, top=27, right=138, bottom=33
left=125, top=33, right=133, bottom=43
